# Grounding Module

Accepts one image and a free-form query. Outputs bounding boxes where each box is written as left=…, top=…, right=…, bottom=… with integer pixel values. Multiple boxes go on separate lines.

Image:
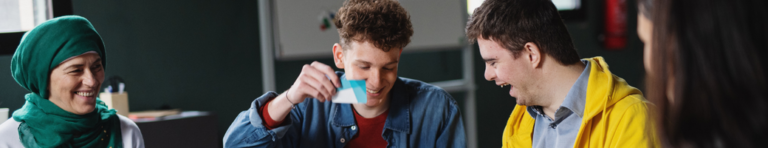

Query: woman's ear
left=524, top=42, right=542, bottom=68
left=333, top=43, right=345, bottom=69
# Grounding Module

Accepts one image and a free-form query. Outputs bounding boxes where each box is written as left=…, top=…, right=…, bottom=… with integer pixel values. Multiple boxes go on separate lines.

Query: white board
left=272, top=0, right=466, bottom=60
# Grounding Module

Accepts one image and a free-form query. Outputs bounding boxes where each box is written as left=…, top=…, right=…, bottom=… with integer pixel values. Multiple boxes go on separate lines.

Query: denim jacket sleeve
left=435, top=90, right=467, bottom=148
left=223, top=92, right=305, bottom=148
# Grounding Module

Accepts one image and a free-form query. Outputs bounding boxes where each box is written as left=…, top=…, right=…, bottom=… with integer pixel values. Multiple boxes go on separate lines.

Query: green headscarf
left=10, top=15, right=122, bottom=148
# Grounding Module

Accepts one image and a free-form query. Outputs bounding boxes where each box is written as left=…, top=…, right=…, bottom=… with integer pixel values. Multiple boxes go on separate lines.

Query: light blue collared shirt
left=528, top=60, right=590, bottom=148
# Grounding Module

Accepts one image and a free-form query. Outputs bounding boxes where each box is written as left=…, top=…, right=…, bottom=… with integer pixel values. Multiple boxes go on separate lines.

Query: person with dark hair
left=466, top=0, right=659, bottom=147
left=638, top=0, right=768, bottom=147
left=223, top=0, right=466, bottom=147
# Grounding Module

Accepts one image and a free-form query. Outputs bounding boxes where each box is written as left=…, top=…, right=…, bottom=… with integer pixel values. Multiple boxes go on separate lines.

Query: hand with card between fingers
left=268, top=61, right=342, bottom=123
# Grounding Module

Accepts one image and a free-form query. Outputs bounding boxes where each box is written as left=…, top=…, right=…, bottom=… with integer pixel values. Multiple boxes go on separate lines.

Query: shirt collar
left=527, top=60, right=591, bottom=118
left=558, top=60, right=591, bottom=118
left=330, top=72, right=411, bottom=134
left=527, top=106, right=544, bottom=118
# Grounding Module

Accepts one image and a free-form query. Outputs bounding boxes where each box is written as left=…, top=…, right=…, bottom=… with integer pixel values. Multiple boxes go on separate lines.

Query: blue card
left=332, top=78, right=367, bottom=104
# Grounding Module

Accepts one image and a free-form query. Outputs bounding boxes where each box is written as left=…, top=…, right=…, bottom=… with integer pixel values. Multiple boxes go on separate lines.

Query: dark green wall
left=0, top=0, right=644, bottom=147
left=0, top=56, right=28, bottom=112
left=69, top=0, right=264, bottom=144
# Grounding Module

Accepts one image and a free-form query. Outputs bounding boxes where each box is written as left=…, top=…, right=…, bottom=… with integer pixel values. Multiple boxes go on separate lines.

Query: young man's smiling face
left=334, top=40, right=402, bottom=107
left=478, top=37, right=542, bottom=106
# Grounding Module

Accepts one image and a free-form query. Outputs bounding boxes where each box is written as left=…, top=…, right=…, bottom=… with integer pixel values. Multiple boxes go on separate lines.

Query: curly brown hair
left=334, top=0, right=413, bottom=51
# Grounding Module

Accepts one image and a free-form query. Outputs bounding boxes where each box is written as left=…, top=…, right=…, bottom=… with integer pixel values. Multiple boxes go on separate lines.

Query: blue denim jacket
left=223, top=72, right=466, bottom=148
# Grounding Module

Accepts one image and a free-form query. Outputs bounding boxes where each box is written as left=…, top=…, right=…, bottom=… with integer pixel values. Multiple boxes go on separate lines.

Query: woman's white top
left=0, top=115, right=144, bottom=148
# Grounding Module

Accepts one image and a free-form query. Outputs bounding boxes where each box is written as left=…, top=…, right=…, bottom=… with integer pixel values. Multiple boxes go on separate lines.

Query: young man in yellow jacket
left=466, top=0, right=659, bottom=147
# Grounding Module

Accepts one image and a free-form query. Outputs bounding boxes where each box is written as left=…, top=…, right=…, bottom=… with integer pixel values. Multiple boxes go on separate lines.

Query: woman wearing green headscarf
left=0, top=15, right=144, bottom=148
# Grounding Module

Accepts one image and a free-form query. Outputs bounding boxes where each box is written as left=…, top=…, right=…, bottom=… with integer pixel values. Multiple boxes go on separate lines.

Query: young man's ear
left=333, top=43, right=345, bottom=69
left=524, top=42, right=542, bottom=68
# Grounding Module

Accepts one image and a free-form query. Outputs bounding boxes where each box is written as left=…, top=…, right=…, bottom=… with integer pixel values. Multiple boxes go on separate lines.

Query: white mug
left=0, top=108, right=8, bottom=124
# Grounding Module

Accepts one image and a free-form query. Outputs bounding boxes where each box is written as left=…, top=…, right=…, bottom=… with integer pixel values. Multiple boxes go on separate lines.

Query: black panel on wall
left=0, top=33, right=24, bottom=55
left=52, top=0, right=73, bottom=17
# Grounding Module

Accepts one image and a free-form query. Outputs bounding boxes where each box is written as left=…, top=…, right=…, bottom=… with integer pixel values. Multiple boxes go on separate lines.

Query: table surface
left=131, top=110, right=210, bottom=123
left=134, top=110, right=220, bottom=148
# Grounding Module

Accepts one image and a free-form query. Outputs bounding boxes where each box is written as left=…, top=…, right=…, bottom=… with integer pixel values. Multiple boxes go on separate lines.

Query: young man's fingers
left=300, top=83, right=328, bottom=101
left=300, top=75, right=333, bottom=101
left=304, top=63, right=338, bottom=96
left=300, top=64, right=334, bottom=101
left=311, top=61, right=341, bottom=88
left=299, top=87, right=325, bottom=102
left=308, top=72, right=338, bottom=97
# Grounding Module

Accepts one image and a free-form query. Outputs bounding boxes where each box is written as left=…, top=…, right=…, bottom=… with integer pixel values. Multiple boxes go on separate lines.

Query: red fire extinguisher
left=604, top=0, right=627, bottom=50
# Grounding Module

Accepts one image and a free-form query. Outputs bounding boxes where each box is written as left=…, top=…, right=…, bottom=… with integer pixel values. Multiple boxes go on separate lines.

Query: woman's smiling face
left=48, top=53, right=104, bottom=115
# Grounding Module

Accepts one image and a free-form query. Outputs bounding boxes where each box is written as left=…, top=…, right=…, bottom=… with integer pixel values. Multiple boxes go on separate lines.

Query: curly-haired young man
left=466, top=0, right=658, bottom=147
left=223, top=0, right=466, bottom=147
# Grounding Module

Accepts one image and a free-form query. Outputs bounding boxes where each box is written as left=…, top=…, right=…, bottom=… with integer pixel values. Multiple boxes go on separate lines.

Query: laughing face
left=48, top=53, right=104, bottom=115
left=334, top=40, right=401, bottom=107
left=477, top=37, right=541, bottom=106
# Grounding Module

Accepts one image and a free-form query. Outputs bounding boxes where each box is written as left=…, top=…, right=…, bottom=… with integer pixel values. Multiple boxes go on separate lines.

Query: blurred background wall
left=0, top=0, right=644, bottom=147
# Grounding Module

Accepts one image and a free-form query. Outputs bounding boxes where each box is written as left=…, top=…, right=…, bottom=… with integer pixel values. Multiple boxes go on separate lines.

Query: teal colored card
left=332, top=78, right=367, bottom=104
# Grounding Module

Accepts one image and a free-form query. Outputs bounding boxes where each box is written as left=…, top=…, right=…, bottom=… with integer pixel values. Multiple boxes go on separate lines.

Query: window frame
left=0, top=0, right=73, bottom=55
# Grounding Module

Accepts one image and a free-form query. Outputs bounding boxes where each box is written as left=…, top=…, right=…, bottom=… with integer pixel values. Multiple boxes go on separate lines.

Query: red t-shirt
left=259, top=100, right=389, bottom=147
left=345, top=108, right=388, bottom=148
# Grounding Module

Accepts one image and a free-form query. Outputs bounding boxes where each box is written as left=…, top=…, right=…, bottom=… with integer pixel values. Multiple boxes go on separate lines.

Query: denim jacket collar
left=384, top=78, right=410, bottom=134
left=330, top=72, right=411, bottom=134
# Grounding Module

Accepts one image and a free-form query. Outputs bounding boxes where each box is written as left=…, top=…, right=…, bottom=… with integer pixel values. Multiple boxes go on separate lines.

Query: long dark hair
left=642, top=0, right=768, bottom=147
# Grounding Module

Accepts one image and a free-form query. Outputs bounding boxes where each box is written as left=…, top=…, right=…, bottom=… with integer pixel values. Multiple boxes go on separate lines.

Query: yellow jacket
left=501, top=57, right=659, bottom=148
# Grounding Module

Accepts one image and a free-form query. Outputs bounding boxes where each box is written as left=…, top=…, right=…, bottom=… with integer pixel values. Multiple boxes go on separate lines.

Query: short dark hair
left=466, top=0, right=580, bottom=65
left=645, top=0, right=768, bottom=147
left=334, top=0, right=413, bottom=51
